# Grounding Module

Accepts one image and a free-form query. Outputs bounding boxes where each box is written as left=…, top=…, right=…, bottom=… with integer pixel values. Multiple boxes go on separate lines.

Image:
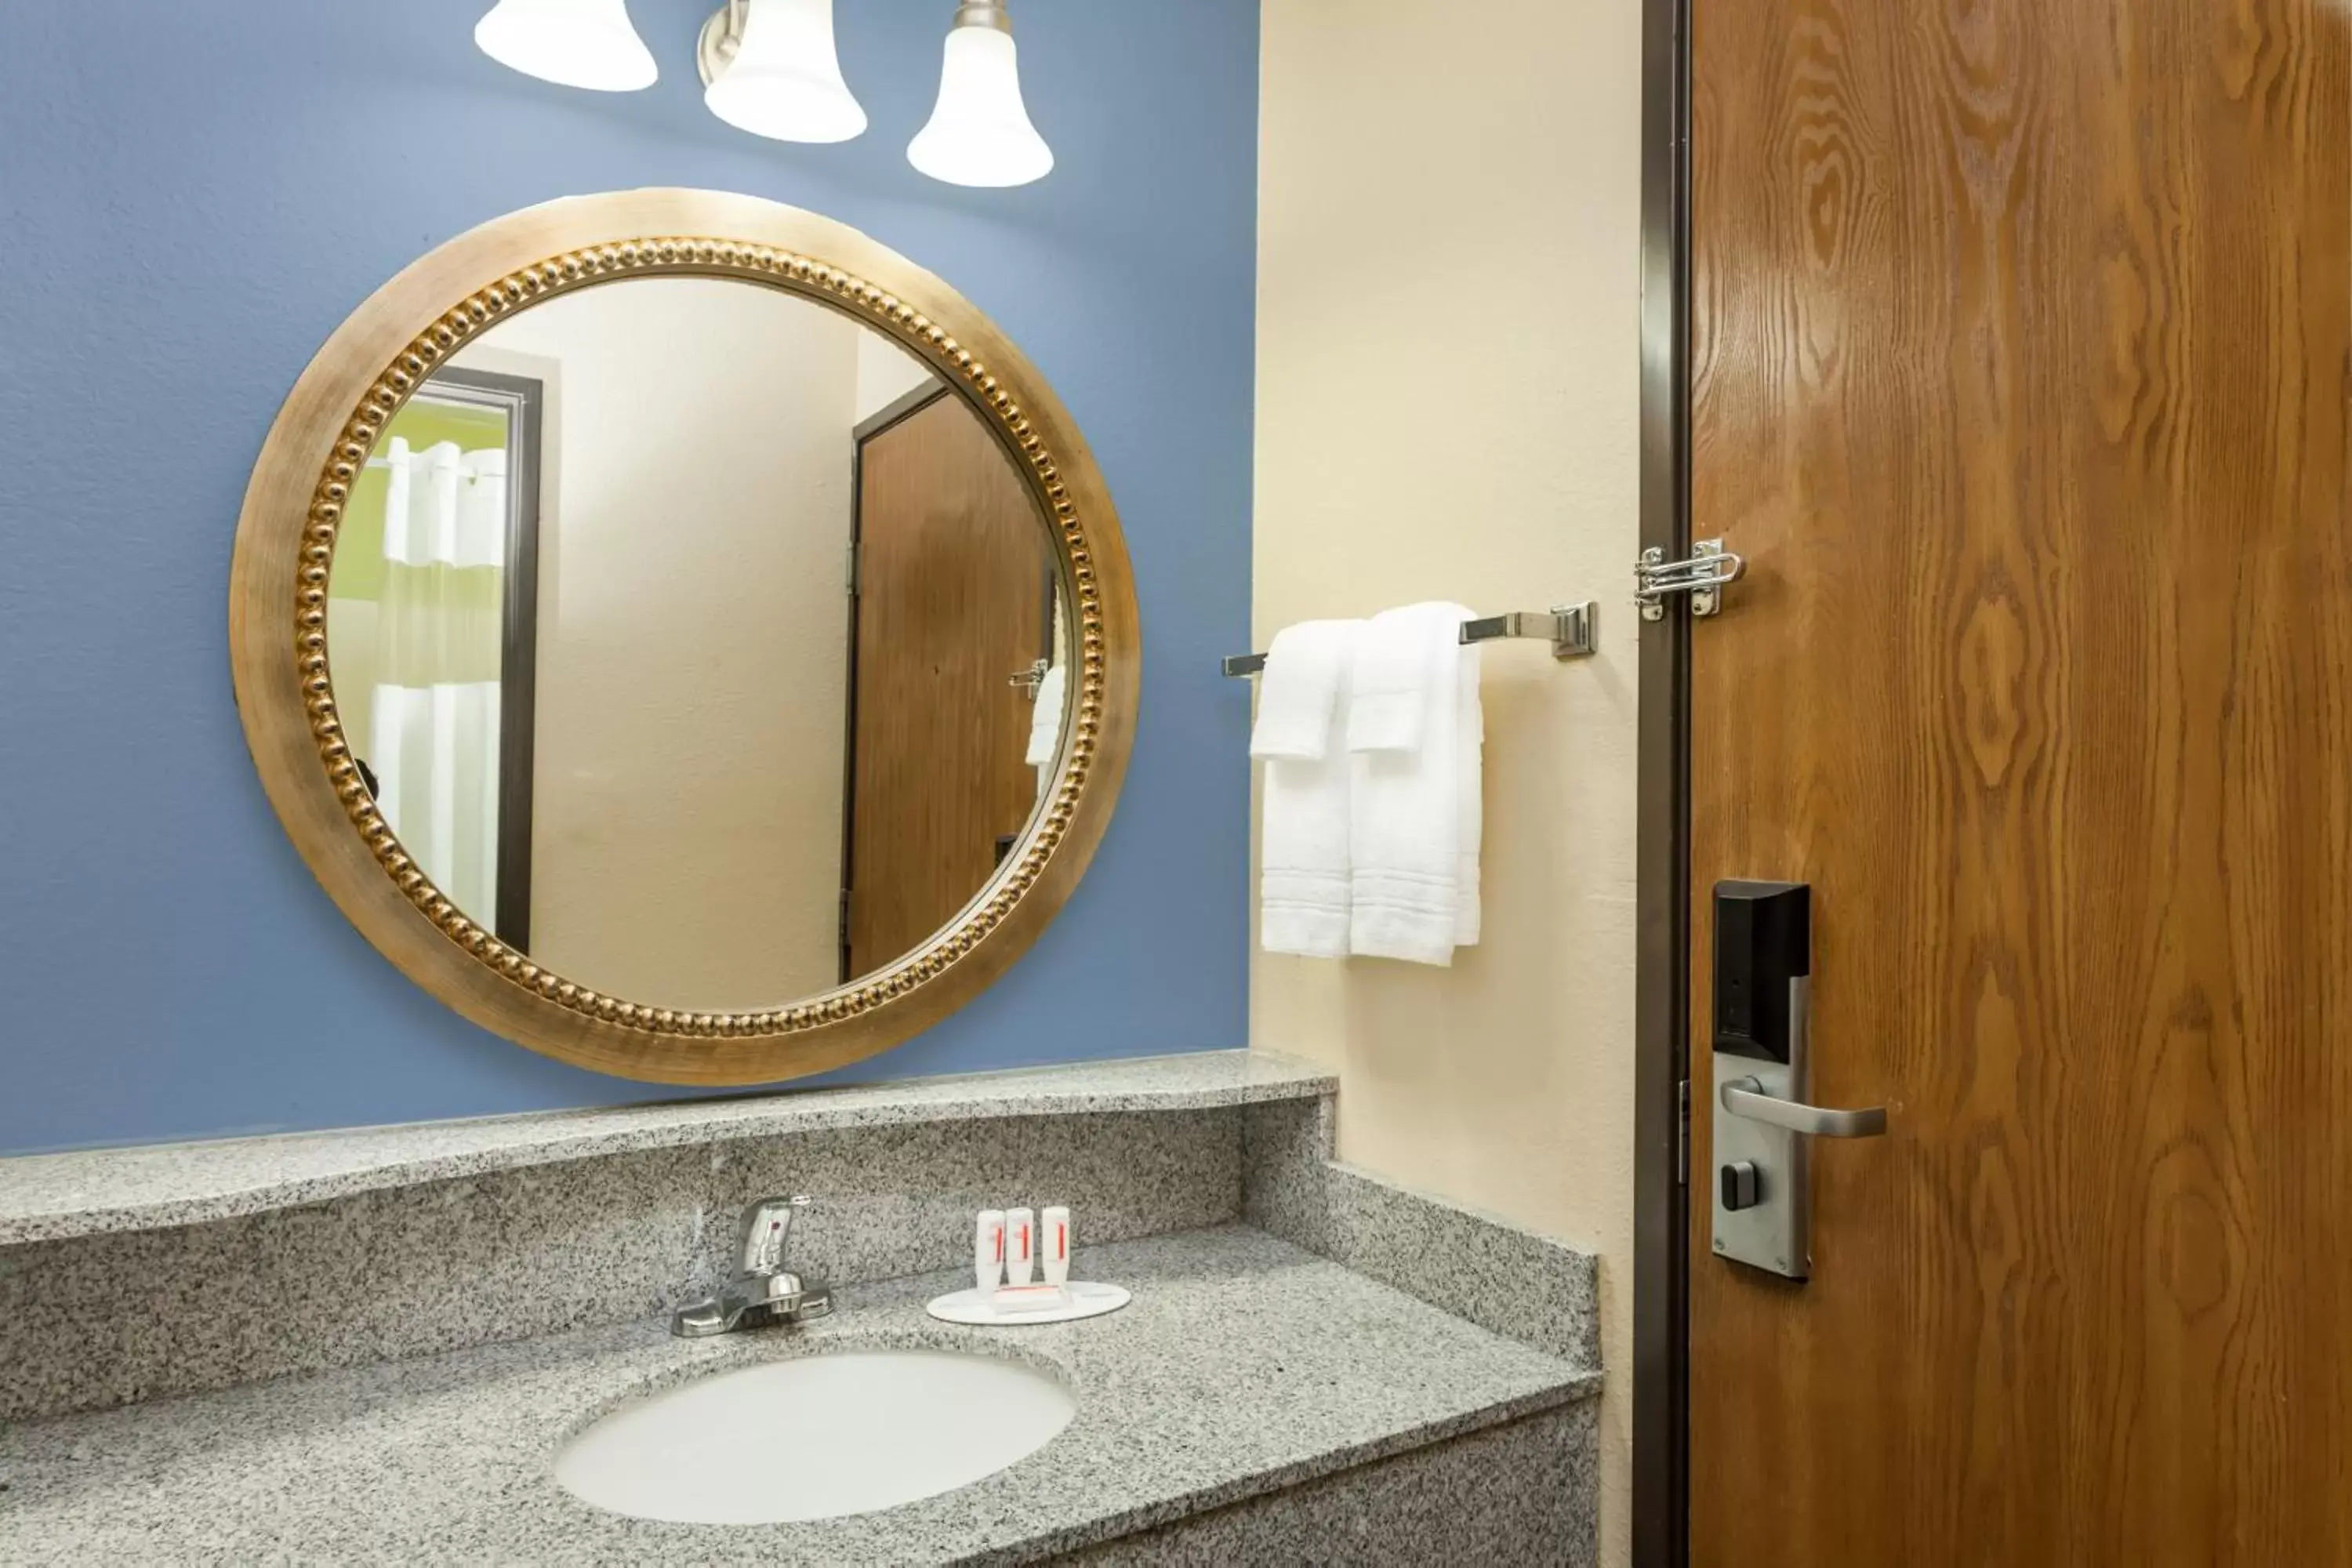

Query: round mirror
left=325, top=278, right=1069, bottom=1012
left=231, top=191, right=1137, bottom=1083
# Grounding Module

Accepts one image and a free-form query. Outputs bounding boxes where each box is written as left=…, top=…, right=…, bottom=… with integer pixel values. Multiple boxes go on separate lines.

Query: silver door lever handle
left=1722, top=1077, right=1888, bottom=1138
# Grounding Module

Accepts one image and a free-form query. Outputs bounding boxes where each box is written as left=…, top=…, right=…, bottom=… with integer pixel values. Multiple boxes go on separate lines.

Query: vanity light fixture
left=472, top=0, right=1054, bottom=185
left=474, top=0, right=658, bottom=93
left=906, top=2, right=1055, bottom=188
left=699, top=0, right=868, bottom=145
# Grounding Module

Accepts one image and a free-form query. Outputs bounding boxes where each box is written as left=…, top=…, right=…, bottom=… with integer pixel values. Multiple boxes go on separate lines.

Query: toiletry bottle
left=975, top=1210, right=1005, bottom=1295
left=1005, top=1207, right=1036, bottom=1287
left=1042, top=1205, right=1071, bottom=1290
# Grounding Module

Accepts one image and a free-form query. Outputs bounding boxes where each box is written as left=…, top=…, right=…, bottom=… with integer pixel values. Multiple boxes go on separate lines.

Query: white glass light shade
left=474, top=0, right=657, bottom=92
left=704, top=0, right=868, bottom=144
left=907, top=24, right=1054, bottom=188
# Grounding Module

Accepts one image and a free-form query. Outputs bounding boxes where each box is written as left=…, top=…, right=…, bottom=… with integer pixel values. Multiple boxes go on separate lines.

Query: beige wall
left=1254, top=2, right=1642, bottom=1562
left=853, top=328, right=939, bottom=425
left=456, top=279, right=863, bottom=1012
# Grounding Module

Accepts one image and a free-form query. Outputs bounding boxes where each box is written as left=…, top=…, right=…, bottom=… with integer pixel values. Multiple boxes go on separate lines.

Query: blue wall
left=0, top=0, right=1256, bottom=1153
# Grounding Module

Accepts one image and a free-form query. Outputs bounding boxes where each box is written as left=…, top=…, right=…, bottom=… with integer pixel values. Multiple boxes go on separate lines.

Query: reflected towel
left=1025, top=664, right=1066, bottom=767
left=1026, top=663, right=1066, bottom=799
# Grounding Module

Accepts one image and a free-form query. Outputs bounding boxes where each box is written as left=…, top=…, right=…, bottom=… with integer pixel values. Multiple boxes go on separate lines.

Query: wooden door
left=845, top=392, right=1054, bottom=982
left=1687, top=0, right=2351, bottom=1563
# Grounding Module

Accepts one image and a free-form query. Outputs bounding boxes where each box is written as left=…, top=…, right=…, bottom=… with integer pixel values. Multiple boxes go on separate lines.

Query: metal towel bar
left=1221, top=601, right=1597, bottom=677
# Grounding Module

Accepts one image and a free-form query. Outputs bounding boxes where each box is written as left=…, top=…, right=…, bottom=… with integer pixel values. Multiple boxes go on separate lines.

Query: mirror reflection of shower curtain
left=368, top=436, right=506, bottom=920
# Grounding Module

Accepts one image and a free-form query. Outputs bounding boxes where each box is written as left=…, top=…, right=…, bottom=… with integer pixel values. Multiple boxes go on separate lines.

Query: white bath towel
left=1453, top=633, right=1483, bottom=946
left=1347, top=603, right=1480, bottom=964
left=1251, top=619, right=1361, bottom=957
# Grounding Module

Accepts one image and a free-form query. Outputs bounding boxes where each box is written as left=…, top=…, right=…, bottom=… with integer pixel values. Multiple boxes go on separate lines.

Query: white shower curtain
left=368, top=437, right=508, bottom=921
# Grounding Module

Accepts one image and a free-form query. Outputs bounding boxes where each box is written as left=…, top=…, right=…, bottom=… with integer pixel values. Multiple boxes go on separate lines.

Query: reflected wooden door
left=844, top=391, right=1053, bottom=982
left=1686, top=0, right=2352, bottom=1562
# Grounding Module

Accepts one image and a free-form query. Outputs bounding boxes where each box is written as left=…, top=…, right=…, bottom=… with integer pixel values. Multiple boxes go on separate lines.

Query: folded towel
left=1025, top=663, right=1066, bottom=799
left=1254, top=620, right=1361, bottom=957
left=1345, top=600, right=1439, bottom=753
left=1348, top=603, right=1479, bottom=964
left=1250, top=619, right=1351, bottom=762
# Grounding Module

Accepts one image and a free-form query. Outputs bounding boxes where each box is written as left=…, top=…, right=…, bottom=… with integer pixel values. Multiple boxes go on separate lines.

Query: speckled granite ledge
left=1244, top=1097, right=1599, bottom=1367
left=1071, top=1403, right=1599, bottom=1566
left=2, top=1053, right=1602, bottom=1449
left=1, top=1108, right=1250, bottom=1421
left=0, top=1051, right=1332, bottom=1245
left=0, top=1226, right=1598, bottom=1566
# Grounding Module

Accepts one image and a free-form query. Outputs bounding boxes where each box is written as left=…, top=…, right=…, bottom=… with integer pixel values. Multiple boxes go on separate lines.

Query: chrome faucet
left=671, top=1194, right=834, bottom=1338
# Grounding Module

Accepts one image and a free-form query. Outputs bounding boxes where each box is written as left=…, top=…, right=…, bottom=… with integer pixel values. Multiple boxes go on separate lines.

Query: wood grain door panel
left=846, top=394, right=1054, bottom=982
left=1687, top=0, right=2352, bottom=1562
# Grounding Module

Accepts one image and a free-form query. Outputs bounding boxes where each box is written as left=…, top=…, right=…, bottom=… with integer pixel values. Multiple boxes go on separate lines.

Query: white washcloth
left=1250, top=620, right=1350, bottom=761
left=1252, top=620, right=1361, bottom=957
left=1347, top=603, right=1480, bottom=964
left=1345, top=601, right=1438, bottom=753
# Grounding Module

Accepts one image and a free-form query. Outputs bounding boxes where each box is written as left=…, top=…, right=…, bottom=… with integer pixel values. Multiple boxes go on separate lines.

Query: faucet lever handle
left=739, top=1194, right=812, bottom=1276
left=673, top=1195, right=830, bottom=1339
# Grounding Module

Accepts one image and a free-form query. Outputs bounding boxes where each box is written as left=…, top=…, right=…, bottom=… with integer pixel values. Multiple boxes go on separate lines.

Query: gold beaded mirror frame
left=229, top=190, right=1139, bottom=1084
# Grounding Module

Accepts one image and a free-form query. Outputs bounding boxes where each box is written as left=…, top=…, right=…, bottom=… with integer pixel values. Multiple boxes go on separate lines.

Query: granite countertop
left=0, top=1226, right=1597, bottom=1566
left=0, top=1051, right=1335, bottom=1245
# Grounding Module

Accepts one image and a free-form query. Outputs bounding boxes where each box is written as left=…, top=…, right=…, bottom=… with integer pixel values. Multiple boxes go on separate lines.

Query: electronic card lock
left=1710, top=881, right=1888, bottom=1279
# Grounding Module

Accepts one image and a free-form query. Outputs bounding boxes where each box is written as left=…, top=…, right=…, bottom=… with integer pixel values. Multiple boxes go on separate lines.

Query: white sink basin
left=553, top=1348, right=1076, bottom=1524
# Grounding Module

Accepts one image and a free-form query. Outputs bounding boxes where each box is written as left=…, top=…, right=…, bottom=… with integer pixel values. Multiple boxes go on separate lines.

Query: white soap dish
left=926, top=1281, right=1131, bottom=1327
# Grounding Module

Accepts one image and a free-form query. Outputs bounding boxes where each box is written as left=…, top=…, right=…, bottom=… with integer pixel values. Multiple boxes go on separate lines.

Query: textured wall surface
left=1253, top=1, right=1642, bottom=1560
left=0, top=0, right=1258, bottom=1152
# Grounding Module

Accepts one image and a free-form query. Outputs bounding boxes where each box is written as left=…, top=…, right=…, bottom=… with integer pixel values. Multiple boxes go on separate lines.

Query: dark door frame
left=838, top=379, right=1060, bottom=983
left=840, top=380, right=955, bottom=984
left=1632, top=0, right=1694, bottom=1563
left=410, top=365, right=545, bottom=956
